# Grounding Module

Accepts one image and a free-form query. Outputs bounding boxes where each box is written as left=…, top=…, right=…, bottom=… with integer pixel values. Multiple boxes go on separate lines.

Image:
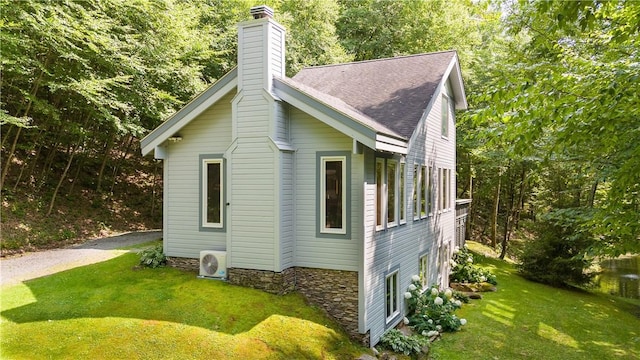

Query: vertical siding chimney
left=229, top=5, right=288, bottom=273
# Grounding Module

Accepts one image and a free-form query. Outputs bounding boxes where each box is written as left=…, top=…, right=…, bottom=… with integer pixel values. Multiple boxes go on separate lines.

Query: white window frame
left=441, top=94, right=449, bottom=139
left=387, top=159, right=399, bottom=228
left=376, top=158, right=386, bottom=231
left=399, top=162, right=406, bottom=224
left=202, top=158, right=224, bottom=229
left=320, top=156, right=347, bottom=235
left=413, top=164, right=420, bottom=221
left=385, top=270, right=399, bottom=323
left=421, top=165, right=428, bottom=219
left=419, top=254, right=430, bottom=289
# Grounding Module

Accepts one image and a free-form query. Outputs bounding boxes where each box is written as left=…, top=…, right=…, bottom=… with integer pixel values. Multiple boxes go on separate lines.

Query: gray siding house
left=140, top=6, right=467, bottom=347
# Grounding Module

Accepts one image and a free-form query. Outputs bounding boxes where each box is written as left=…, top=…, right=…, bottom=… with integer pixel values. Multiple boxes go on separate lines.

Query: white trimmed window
left=427, top=165, right=434, bottom=215
left=441, top=94, right=449, bottom=138
left=385, top=270, right=399, bottom=322
left=321, top=156, right=346, bottom=234
left=419, top=254, right=430, bottom=289
left=421, top=165, right=428, bottom=218
left=376, top=158, right=404, bottom=229
left=413, top=164, right=420, bottom=220
left=399, top=162, right=406, bottom=223
left=387, top=159, right=398, bottom=226
left=202, top=158, right=223, bottom=228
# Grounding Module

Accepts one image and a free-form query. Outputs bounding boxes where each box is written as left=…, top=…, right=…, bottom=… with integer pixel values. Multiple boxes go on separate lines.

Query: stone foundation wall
left=227, top=267, right=296, bottom=295
left=295, top=267, right=366, bottom=345
left=166, top=257, right=199, bottom=272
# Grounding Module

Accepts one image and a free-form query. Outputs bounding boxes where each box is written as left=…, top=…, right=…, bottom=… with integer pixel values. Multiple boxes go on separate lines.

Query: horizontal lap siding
left=164, top=92, right=234, bottom=258
left=366, top=85, right=457, bottom=346
left=290, top=108, right=361, bottom=271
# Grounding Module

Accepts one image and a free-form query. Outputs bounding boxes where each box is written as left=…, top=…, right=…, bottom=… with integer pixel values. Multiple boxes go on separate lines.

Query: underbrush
left=1, top=151, right=161, bottom=255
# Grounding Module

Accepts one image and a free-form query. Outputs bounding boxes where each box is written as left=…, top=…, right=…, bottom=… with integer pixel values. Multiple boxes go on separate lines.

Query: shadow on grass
left=1, top=253, right=347, bottom=338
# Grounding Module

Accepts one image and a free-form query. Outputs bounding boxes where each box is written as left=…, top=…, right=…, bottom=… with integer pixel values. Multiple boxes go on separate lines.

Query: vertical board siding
left=290, top=107, right=361, bottom=271
left=230, top=138, right=276, bottom=270
left=164, top=92, right=234, bottom=258
left=365, top=83, right=458, bottom=345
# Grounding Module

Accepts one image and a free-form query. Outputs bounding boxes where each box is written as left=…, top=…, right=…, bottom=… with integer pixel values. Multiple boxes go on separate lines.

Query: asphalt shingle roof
left=292, top=51, right=456, bottom=139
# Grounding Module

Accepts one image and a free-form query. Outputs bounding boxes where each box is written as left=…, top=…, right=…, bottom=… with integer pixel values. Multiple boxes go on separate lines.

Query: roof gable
left=140, top=68, right=237, bottom=155
left=292, top=51, right=465, bottom=139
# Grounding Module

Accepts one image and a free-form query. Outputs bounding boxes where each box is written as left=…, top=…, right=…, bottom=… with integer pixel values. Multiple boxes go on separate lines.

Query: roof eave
left=140, top=68, right=238, bottom=156
left=446, top=53, right=468, bottom=110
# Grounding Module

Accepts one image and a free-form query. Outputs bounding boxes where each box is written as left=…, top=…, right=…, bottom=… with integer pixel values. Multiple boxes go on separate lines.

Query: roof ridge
left=297, top=50, right=457, bottom=71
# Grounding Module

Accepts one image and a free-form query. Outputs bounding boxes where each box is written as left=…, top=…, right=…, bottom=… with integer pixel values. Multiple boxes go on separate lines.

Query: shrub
left=518, top=210, right=595, bottom=287
left=138, top=244, right=167, bottom=268
left=379, top=329, right=428, bottom=356
left=449, top=245, right=497, bottom=285
left=405, top=280, right=466, bottom=335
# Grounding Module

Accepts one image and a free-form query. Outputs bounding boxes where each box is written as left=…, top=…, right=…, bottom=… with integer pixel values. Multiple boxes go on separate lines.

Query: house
left=140, top=5, right=468, bottom=347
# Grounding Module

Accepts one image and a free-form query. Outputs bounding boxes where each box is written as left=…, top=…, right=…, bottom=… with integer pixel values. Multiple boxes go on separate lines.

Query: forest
left=1, top=0, right=638, bottom=281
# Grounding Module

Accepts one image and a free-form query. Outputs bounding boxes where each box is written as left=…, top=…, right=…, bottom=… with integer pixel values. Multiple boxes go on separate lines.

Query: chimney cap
left=250, top=5, right=274, bottom=19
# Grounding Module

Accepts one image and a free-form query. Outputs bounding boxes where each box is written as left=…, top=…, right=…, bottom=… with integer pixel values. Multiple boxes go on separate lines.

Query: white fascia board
left=273, top=84, right=378, bottom=150
left=376, top=134, right=408, bottom=155
left=442, top=55, right=468, bottom=110
left=141, top=70, right=238, bottom=156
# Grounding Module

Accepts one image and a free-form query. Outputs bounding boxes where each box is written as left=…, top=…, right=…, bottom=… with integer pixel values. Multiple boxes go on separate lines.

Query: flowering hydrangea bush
left=404, top=278, right=467, bottom=335
left=449, top=245, right=497, bottom=285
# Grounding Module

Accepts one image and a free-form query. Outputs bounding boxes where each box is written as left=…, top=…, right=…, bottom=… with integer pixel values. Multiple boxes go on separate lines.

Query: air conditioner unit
left=199, top=250, right=227, bottom=279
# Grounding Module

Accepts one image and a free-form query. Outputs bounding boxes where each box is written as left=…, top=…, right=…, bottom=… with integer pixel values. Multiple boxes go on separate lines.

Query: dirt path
left=0, top=230, right=161, bottom=287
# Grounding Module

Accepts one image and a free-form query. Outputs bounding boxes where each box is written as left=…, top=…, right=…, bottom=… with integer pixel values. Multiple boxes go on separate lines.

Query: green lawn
left=0, top=252, right=367, bottom=359
left=429, top=242, right=640, bottom=360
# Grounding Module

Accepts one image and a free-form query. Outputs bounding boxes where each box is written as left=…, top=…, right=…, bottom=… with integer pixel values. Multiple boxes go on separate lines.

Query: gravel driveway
left=0, top=230, right=162, bottom=287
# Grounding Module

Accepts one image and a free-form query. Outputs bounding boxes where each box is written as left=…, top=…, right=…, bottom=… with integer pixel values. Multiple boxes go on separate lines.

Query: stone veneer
left=166, top=257, right=199, bottom=272
left=227, top=267, right=296, bottom=295
left=295, top=267, right=368, bottom=346
left=166, top=257, right=368, bottom=345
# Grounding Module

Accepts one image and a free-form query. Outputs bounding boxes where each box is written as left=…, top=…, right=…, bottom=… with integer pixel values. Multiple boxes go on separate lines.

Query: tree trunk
left=513, top=165, right=527, bottom=230
left=1, top=54, right=49, bottom=189
left=46, top=144, right=77, bottom=216
left=108, top=135, right=134, bottom=196
left=500, top=163, right=515, bottom=260
left=491, top=173, right=502, bottom=249
left=588, top=180, right=598, bottom=208
left=96, top=134, right=115, bottom=193
left=1, top=127, right=22, bottom=189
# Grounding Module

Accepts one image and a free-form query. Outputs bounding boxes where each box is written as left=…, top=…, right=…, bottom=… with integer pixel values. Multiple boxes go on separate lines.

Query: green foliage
left=406, top=281, right=466, bottom=335
left=378, top=329, right=428, bottom=356
left=450, top=245, right=498, bottom=285
left=518, top=210, right=596, bottom=288
left=464, top=0, right=640, bottom=257
left=138, top=244, right=167, bottom=268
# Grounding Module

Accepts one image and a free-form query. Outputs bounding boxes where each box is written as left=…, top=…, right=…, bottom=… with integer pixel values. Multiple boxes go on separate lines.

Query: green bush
left=379, top=329, right=428, bottom=356
left=405, top=279, right=467, bottom=335
left=138, top=245, right=167, bottom=268
left=518, top=210, right=595, bottom=287
left=449, top=245, right=497, bottom=285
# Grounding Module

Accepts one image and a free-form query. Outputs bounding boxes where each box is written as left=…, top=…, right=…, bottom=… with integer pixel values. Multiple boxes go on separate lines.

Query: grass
left=0, top=252, right=367, bottom=359
left=429, top=242, right=640, bottom=360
